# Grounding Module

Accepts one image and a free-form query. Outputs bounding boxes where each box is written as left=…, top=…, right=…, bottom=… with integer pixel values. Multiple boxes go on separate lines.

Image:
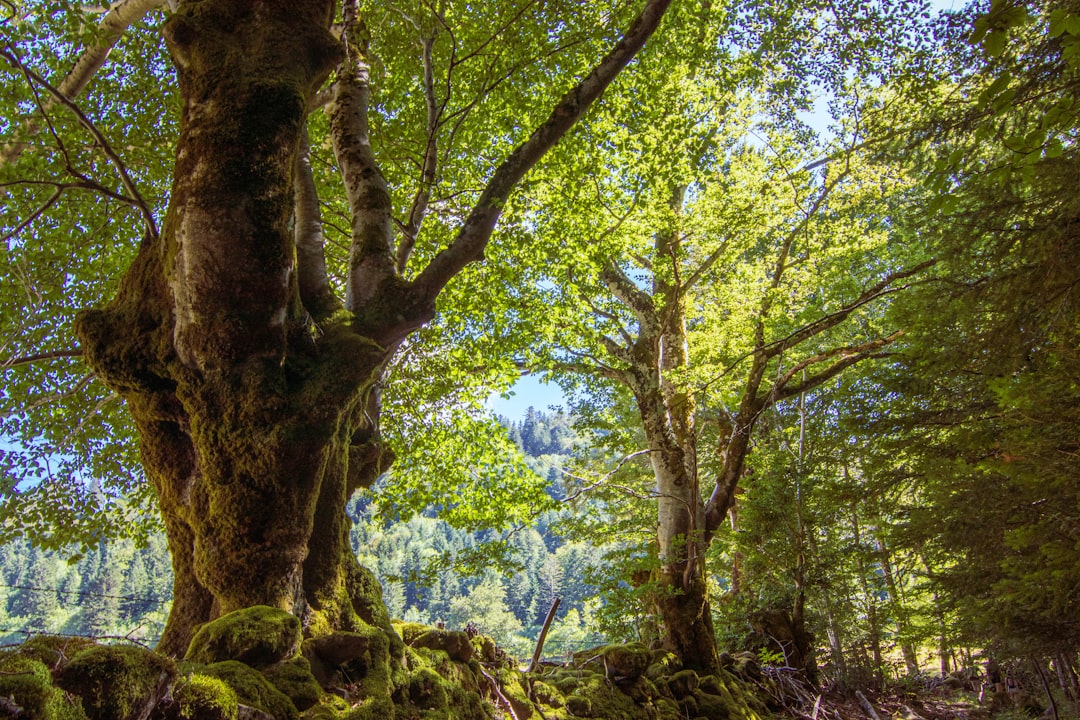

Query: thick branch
left=768, top=334, right=902, bottom=403
left=411, top=0, right=674, bottom=308
left=397, top=32, right=440, bottom=273
left=0, top=0, right=166, bottom=167
left=601, top=262, right=656, bottom=327
left=332, top=2, right=398, bottom=310
left=294, top=127, right=342, bottom=320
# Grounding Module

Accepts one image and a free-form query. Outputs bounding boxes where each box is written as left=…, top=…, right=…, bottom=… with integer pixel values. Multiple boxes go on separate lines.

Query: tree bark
left=74, top=0, right=394, bottom=655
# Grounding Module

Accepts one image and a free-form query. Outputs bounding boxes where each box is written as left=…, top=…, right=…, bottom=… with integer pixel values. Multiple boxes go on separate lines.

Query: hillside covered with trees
left=1, top=0, right=1078, bottom=718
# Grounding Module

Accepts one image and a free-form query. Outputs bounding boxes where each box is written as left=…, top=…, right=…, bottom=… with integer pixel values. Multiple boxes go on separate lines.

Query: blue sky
left=487, top=374, right=566, bottom=420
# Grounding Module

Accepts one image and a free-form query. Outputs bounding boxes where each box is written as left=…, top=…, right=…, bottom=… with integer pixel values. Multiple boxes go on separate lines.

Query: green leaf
left=984, top=30, right=1007, bottom=57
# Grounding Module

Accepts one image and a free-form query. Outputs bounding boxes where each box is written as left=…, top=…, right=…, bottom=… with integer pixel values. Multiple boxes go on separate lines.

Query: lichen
left=185, top=606, right=301, bottom=669
left=53, top=645, right=175, bottom=720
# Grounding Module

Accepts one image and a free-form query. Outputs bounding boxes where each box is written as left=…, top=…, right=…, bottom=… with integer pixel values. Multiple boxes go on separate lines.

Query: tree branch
left=0, top=0, right=166, bottom=167
left=294, top=126, right=342, bottom=320
left=760, top=259, right=935, bottom=360
left=0, top=348, right=83, bottom=369
left=411, top=0, right=674, bottom=309
left=767, top=332, right=903, bottom=403
left=397, top=32, right=441, bottom=273
left=1, top=46, right=159, bottom=240
left=332, top=0, right=398, bottom=310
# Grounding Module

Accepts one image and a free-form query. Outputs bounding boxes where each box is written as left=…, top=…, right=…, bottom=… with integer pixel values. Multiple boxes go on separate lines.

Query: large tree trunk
left=74, top=0, right=397, bottom=656
left=70, top=0, right=674, bottom=662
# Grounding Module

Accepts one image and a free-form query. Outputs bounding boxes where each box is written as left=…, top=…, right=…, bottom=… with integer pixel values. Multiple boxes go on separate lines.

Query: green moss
left=565, top=695, right=591, bottom=716
left=645, top=650, right=682, bottom=681
left=185, top=606, right=301, bottom=669
left=667, top=669, right=699, bottom=699
left=342, top=695, right=394, bottom=720
left=54, top=645, right=175, bottom=720
left=0, top=654, right=87, bottom=720
left=299, top=695, right=349, bottom=720
left=171, top=674, right=239, bottom=720
left=408, top=631, right=472, bottom=663
left=200, top=661, right=298, bottom=720
left=531, top=681, right=565, bottom=709
left=600, top=644, right=651, bottom=679
left=406, top=668, right=448, bottom=711
left=17, top=636, right=99, bottom=672
left=391, top=622, right=429, bottom=645
left=263, top=657, right=323, bottom=711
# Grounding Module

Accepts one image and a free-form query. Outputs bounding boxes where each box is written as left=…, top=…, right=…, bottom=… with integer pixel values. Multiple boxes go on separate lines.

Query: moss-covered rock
left=530, top=681, right=564, bottom=709
left=16, top=636, right=99, bottom=673
left=667, top=669, right=699, bottom=699
left=296, top=695, right=348, bottom=720
left=54, top=645, right=175, bottom=720
left=198, top=661, right=297, bottom=720
left=160, top=674, right=239, bottom=720
left=185, top=608, right=301, bottom=670
left=0, top=653, right=87, bottom=720
left=408, top=630, right=472, bottom=663
left=565, top=694, right=592, bottom=717
left=262, top=658, right=322, bottom=712
left=390, top=622, right=429, bottom=645
left=406, top=667, right=448, bottom=711
left=600, top=644, right=650, bottom=679
left=645, top=650, right=682, bottom=681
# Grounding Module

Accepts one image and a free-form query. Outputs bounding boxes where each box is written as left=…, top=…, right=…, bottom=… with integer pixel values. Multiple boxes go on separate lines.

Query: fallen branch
left=855, top=690, right=882, bottom=720
left=528, top=597, right=561, bottom=673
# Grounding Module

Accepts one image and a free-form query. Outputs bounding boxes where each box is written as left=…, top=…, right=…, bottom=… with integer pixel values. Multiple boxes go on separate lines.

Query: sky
left=487, top=374, right=566, bottom=420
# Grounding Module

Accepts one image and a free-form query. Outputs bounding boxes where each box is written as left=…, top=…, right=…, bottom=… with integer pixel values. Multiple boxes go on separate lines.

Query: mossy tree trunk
left=72, top=0, right=673, bottom=657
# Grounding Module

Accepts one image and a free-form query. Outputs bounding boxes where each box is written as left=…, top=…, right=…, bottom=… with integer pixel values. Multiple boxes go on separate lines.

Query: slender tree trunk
left=875, top=533, right=918, bottom=676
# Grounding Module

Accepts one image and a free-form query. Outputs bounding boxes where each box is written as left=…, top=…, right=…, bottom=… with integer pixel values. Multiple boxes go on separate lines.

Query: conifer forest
left=0, top=0, right=1078, bottom=718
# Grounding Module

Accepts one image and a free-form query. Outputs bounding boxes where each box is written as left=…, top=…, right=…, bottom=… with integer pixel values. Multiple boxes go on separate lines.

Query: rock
left=261, top=658, right=321, bottom=712
left=0, top=654, right=87, bottom=720
left=602, top=644, right=650, bottom=679
left=185, top=607, right=301, bottom=670
left=565, top=695, right=592, bottom=716
left=302, top=633, right=370, bottom=667
left=667, top=669, right=699, bottom=699
left=16, top=636, right=98, bottom=672
left=55, top=645, right=176, bottom=720
left=154, top=674, right=238, bottom=720
left=198, top=662, right=297, bottom=720
left=406, top=668, right=448, bottom=711
left=408, top=630, right=473, bottom=663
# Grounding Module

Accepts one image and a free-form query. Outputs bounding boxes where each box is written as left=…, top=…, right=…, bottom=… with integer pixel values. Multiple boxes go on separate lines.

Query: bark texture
left=74, top=0, right=395, bottom=656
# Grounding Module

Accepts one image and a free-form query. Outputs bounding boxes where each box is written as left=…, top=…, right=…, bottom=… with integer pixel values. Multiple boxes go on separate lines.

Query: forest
left=0, top=0, right=1077, bottom=718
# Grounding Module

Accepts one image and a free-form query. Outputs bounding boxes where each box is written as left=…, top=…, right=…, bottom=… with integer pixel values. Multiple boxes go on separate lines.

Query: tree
left=1, top=0, right=672, bottom=658
left=514, top=0, right=935, bottom=665
left=855, top=0, right=1080, bottom=662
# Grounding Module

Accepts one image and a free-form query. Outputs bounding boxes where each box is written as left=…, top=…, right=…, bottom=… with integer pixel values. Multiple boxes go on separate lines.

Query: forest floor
left=764, top=671, right=1067, bottom=720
